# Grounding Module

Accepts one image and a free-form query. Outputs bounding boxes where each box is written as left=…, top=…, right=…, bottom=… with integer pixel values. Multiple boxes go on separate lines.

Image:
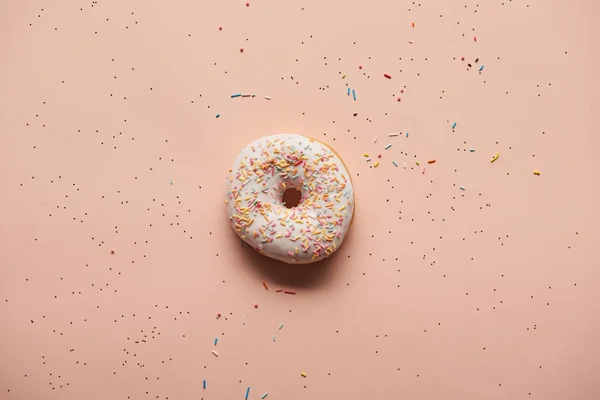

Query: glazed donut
left=225, top=134, right=355, bottom=264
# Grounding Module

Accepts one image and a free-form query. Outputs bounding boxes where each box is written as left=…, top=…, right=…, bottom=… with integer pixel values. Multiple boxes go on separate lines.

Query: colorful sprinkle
left=408, top=40, right=414, bottom=44
left=214, top=338, right=218, bottom=345
left=384, top=73, right=392, bottom=79
left=364, top=153, right=369, bottom=157
left=284, top=290, right=296, bottom=295
left=388, top=133, right=399, bottom=137
left=479, top=65, right=484, bottom=71
left=469, top=148, right=475, bottom=152
left=533, top=170, right=541, bottom=175
left=245, top=387, right=250, bottom=400
left=275, top=289, right=283, bottom=293
left=352, top=89, right=356, bottom=101
left=406, top=132, right=409, bottom=137
left=460, top=186, right=466, bottom=190
left=392, top=161, right=398, bottom=167
left=491, top=152, right=500, bottom=163
left=342, top=74, right=346, bottom=79
left=374, top=162, right=380, bottom=168
left=216, top=114, right=221, bottom=118
left=265, top=96, right=272, bottom=100
left=203, top=380, right=206, bottom=389
left=385, top=144, right=392, bottom=150
left=451, top=122, right=457, bottom=129
left=347, top=88, right=350, bottom=96
left=428, top=160, right=436, bottom=164
left=263, top=281, right=268, bottom=290
left=231, top=93, right=241, bottom=98
left=279, top=323, right=284, bottom=330
left=415, top=161, right=420, bottom=166
left=301, top=372, right=307, bottom=377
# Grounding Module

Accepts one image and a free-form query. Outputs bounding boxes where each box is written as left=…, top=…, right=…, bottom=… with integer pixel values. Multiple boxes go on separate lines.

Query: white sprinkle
left=265, top=96, right=272, bottom=100
left=212, top=350, right=219, bottom=357
left=408, top=40, right=414, bottom=44
left=388, top=133, right=399, bottom=137
left=460, top=186, right=466, bottom=191
left=373, top=137, right=378, bottom=143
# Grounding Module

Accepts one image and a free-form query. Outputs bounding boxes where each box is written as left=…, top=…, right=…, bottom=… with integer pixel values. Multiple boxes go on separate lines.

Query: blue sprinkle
left=352, top=89, right=356, bottom=101
left=392, top=161, right=398, bottom=167
left=231, top=93, right=241, bottom=98
left=216, top=114, right=221, bottom=118
left=479, top=65, right=484, bottom=71
left=214, top=338, right=218, bottom=345
left=385, top=144, right=392, bottom=150
left=347, top=87, right=350, bottom=96
left=451, top=122, right=457, bottom=129
left=406, top=132, right=409, bottom=137
left=245, top=387, right=250, bottom=400
left=203, top=380, right=206, bottom=389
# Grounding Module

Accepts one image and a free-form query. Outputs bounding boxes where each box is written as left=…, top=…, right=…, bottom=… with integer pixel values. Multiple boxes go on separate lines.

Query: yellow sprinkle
left=374, top=162, right=380, bottom=167
left=301, top=372, right=307, bottom=377
left=491, top=152, right=500, bottom=163
left=342, top=74, right=346, bottom=79
left=364, top=153, right=369, bottom=157
left=533, top=170, right=541, bottom=175
left=339, top=205, right=346, bottom=211
left=415, top=161, right=420, bottom=166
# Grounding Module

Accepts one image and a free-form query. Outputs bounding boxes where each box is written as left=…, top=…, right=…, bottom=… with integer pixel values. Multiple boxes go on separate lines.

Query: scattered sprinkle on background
left=1, top=0, right=599, bottom=399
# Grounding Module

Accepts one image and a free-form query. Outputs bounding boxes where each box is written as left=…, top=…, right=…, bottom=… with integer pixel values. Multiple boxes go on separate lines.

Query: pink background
left=1, top=0, right=600, bottom=399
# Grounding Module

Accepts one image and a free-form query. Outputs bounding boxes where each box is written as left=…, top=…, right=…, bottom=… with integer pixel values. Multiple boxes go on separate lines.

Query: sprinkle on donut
left=226, top=134, right=354, bottom=264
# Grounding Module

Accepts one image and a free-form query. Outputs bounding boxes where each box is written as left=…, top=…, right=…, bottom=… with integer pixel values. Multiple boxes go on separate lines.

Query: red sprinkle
left=218, top=26, right=223, bottom=31
left=461, top=56, right=464, bottom=61
left=474, top=36, right=477, bottom=42
left=217, top=313, right=222, bottom=318
left=384, top=73, right=392, bottom=79
left=246, top=1, right=250, bottom=5
left=284, top=290, right=296, bottom=295
left=240, top=48, right=244, bottom=53
left=400, top=89, right=404, bottom=93
left=254, top=304, right=258, bottom=308
left=359, top=65, right=363, bottom=69
left=262, top=281, right=268, bottom=290
left=276, top=289, right=283, bottom=293
left=397, top=97, right=401, bottom=102
left=110, top=250, right=115, bottom=254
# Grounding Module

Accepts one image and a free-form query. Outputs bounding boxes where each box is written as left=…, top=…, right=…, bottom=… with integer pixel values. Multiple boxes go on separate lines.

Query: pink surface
left=1, top=0, right=600, bottom=399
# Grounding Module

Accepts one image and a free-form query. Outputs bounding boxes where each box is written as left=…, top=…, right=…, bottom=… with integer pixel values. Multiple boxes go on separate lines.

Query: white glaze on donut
left=225, top=134, right=354, bottom=264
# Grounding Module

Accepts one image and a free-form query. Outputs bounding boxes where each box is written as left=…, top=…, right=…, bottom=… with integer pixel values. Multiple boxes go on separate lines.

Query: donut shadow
left=241, top=239, right=339, bottom=291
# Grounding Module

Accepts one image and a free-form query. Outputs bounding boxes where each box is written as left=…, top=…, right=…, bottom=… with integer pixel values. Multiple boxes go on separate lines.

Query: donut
left=225, top=134, right=355, bottom=264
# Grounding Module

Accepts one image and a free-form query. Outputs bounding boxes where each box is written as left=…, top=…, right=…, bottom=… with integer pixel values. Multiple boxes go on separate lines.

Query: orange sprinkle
left=263, top=281, right=268, bottom=290
left=428, top=160, right=436, bottom=164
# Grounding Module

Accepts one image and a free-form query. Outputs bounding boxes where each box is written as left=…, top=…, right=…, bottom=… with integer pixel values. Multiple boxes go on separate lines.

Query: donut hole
left=281, top=188, right=302, bottom=209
